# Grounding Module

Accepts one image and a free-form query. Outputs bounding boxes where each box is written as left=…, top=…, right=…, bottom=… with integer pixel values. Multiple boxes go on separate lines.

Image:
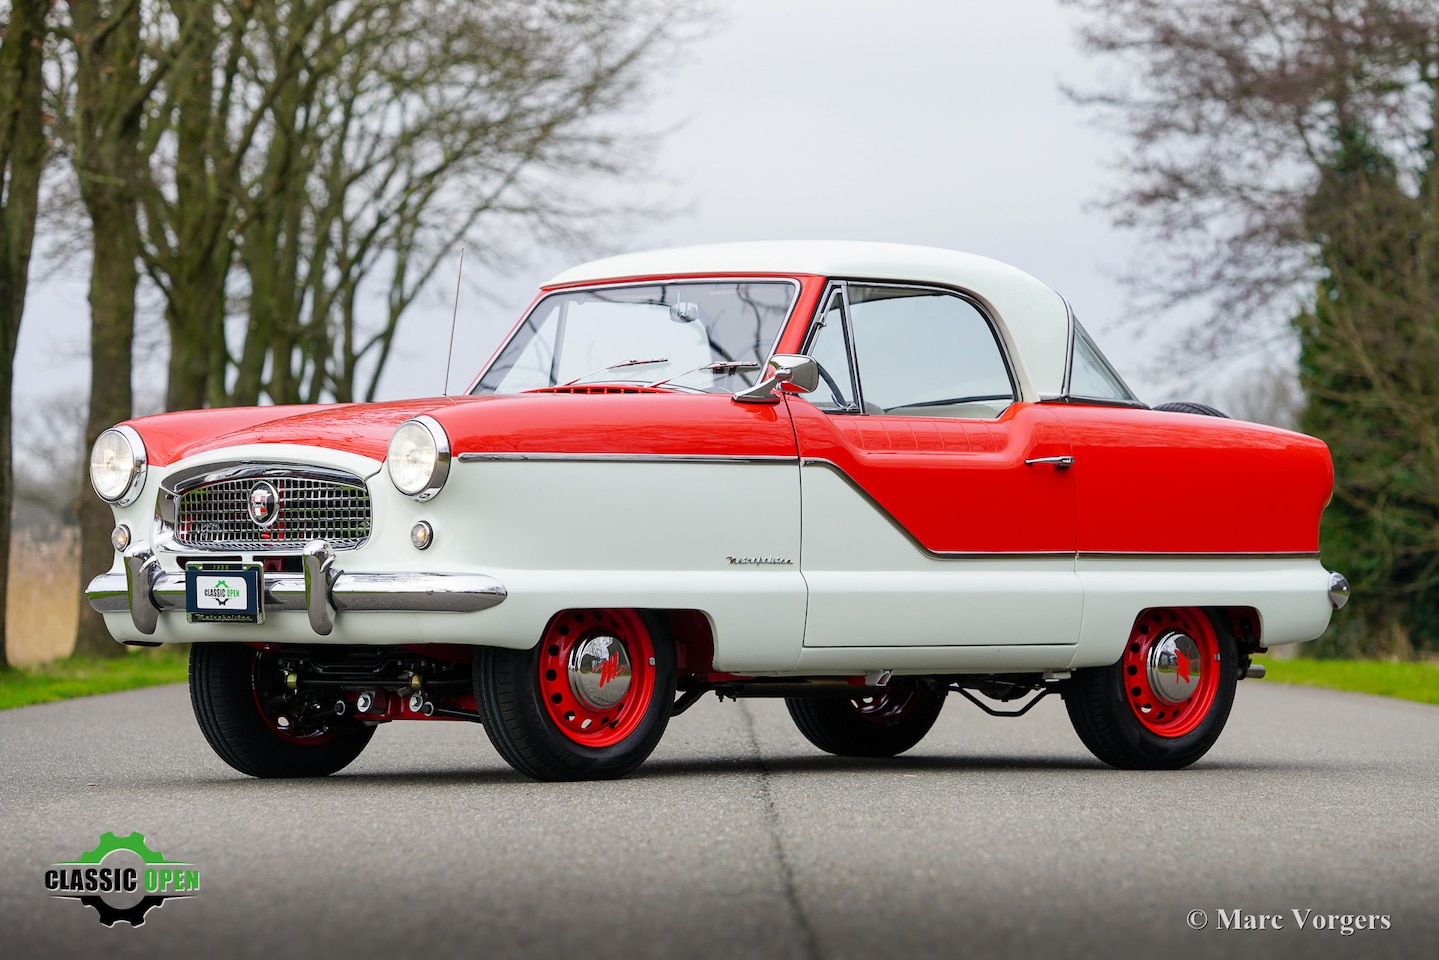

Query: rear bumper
left=87, top=540, right=506, bottom=638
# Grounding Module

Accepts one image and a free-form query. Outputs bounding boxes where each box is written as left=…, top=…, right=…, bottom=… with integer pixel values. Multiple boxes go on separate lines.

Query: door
left=793, top=282, right=1081, bottom=648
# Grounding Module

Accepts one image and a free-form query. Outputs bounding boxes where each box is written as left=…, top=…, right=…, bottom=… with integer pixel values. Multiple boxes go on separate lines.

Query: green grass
left=0, top=647, right=190, bottom=711
left=1254, top=655, right=1439, bottom=706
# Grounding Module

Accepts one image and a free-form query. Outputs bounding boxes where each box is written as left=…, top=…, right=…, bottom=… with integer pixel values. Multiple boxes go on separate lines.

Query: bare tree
left=1294, top=126, right=1439, bottom=655
left=24, top=0, right=694, bottom=659
left=126, top=0, right=693, bottom=410
left=139, top=1, right=403, bottom=410
left=1062, top=0, right=1438, bottom=357
left=1064, top=1, right=1439, bottom=653
left=236, top=0, right=689, bottom=406
left=58, top=0, right=158, bottom=656
left=1, top=0, right=51, bottom=668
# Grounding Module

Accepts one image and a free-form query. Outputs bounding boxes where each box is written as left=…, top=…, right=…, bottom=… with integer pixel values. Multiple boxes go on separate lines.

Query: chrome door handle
left=1024, top=456, right=1074, bottom=469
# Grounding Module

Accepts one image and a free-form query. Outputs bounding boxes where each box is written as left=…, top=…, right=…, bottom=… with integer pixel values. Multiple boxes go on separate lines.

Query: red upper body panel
left=789, top=400, right=1076, bottom=553
left=431, top=392, right=796, bottom=458
left=1053, top=404, right=1332, bottom=554
left=120, top=268, right=1333, bottom=557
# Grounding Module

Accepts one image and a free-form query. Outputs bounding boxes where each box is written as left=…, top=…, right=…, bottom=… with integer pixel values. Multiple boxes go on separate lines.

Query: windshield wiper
left=561, top=357, right=669, bottom=386
left=648, top=360, right=759, bottom=388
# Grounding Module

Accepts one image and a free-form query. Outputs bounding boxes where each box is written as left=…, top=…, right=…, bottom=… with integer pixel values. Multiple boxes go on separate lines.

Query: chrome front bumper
left=86, top=540, right=506, bottom=637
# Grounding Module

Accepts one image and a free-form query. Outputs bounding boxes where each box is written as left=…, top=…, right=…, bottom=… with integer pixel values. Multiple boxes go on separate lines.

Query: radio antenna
left=443, top=246, right=466, bottom=396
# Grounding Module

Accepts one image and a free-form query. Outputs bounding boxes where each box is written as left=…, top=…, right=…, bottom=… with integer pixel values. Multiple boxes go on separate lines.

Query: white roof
left=546, top=241, right=1071, bottom=398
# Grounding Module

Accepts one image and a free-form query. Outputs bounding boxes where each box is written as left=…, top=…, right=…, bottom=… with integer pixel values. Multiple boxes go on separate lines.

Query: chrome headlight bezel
left=387, top=416, right=450, bottom=501
left=90, top=425, right=147, bottom=506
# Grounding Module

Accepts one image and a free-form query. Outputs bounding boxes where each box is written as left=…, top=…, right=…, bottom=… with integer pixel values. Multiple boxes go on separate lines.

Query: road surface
left=1, top=678, right=1434, bottom=959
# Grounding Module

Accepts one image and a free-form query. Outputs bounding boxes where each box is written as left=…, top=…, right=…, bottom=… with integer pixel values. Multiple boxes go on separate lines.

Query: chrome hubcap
left=567, top=633, right=632, bottom=710
left=1147, top=629, right=1202, bottom=704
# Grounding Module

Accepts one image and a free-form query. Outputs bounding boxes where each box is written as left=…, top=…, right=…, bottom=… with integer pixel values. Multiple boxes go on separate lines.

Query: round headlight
left=90, top=426, right=147, bottom=505
left=387, top=416, right=450, bottom=500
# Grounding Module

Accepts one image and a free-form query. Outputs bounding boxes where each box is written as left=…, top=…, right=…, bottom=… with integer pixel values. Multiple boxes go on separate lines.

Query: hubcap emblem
left=567, top=634, right=632, bottom=709
left=1147, top=629, right=1202, bottom=705
left=248, top=481, right=280, bottom=527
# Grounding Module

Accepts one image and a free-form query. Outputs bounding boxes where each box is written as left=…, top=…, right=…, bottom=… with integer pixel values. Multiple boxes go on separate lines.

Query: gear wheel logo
left=44, top=832, right=199, bottom=927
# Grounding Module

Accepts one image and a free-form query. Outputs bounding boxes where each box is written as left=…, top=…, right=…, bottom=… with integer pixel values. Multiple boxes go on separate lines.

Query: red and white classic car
left=87, top=241, right=1348, bottom=780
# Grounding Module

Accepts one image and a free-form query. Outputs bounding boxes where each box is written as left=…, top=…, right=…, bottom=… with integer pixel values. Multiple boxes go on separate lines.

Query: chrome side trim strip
left=457, top=452, right=798, bottom=464
left=1077, top=552, right=1321, bottom=561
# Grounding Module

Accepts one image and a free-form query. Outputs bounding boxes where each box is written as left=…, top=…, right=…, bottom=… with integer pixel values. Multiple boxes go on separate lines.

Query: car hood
left=127, top=390, right=798, bottom=468
left=129, top=398, right=468, bottom=466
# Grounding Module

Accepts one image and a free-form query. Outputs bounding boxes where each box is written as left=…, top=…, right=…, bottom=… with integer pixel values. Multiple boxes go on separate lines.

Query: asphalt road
left=1, top=678, right=1435, bottom=960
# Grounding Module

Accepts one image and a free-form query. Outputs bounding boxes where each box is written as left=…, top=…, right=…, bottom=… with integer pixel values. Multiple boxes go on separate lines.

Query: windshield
left=472, top=280, right=798, bottom=394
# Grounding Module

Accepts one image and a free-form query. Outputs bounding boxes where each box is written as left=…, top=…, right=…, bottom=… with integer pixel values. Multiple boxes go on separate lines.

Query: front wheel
left=786, top=680, right=947, bottom=757
left=475, top=609, right=675, bottom=781
left=189, top=643, right=375, bottom=778
left=1064, top=608, right=1237, bottom=770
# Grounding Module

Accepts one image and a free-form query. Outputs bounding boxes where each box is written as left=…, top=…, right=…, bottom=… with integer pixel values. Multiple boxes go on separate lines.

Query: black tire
left=786, top=680, right=946, bottom=757
left=1152, top=401, right=1229, bottom=418
left=475, top=609, right=675, bottom=781
left=1064, top=608, right=1238, bottom=770
left=189, top=643, right=375, bottom=778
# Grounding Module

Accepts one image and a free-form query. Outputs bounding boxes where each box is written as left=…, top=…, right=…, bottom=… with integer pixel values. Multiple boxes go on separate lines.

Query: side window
left=803, top=289, right=858, bottom=411
left=1068, top=321, right=1138, bottom=402
left=847, top=285, right=1015, bottom=418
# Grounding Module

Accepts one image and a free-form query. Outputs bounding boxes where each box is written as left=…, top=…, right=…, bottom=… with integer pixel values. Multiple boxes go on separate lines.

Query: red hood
left=129, top=399, right=464, bottom=466
left=127, top=391, right=797, bottom=468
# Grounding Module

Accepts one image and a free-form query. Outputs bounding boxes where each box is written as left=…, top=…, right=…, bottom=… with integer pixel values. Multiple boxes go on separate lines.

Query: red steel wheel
left=535, top=609, right=657, bottom=748
left=1064, top=607, right=1239, bottom=770
left=1120, top=607, right=1220, bottom=738
left=475, top=610, right=676, bottom=781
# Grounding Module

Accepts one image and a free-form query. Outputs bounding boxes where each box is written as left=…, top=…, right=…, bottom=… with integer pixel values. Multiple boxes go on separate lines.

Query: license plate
left=185, top=563, right=264, bottom=624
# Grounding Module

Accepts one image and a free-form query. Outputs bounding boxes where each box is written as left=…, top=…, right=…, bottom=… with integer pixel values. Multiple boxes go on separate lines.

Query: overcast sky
left=16, top=0, right=1255, bottom=446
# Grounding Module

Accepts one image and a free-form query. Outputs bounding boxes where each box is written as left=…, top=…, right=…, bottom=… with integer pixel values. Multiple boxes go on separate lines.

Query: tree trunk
left=73, top=195, right=139, bottom=657
left=0, top=0, right=49, bottom=669
left=70, top=0, right=144, bottom=658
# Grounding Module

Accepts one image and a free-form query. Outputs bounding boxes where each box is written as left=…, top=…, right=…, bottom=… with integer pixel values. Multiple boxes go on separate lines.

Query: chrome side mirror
left=733, top=355, right=819, bottom=404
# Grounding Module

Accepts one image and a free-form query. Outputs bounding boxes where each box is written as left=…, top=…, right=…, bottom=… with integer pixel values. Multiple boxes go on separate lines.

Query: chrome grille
left=174, top=474, right=372, bottom=551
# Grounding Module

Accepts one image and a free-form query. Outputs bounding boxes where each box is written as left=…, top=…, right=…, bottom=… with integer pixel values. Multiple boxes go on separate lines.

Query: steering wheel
left=814, top=362, right=852, bottom=410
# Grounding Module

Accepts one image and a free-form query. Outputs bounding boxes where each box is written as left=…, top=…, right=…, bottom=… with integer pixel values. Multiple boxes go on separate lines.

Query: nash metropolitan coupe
left=86, top=241, right=1348, bottom=780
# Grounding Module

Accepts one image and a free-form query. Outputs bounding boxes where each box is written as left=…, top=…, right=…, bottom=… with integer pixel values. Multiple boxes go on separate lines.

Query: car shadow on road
left=628, top=752, right=1353, bottom=779
left=129, top=753, right=1358, bottom=791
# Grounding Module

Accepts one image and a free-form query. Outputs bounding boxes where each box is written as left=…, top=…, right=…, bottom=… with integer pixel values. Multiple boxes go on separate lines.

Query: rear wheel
left=475, top=609, right=675, bottom=781
left=786, top=680, right=946, bottom=757
left=189, top=643, right=375, bottom=778
left=1064, top=608, right=1237, bottom=769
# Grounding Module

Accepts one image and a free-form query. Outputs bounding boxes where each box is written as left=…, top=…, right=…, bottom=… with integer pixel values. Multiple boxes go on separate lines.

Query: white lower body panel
left=1072, top=555, right=1334, bottom=667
